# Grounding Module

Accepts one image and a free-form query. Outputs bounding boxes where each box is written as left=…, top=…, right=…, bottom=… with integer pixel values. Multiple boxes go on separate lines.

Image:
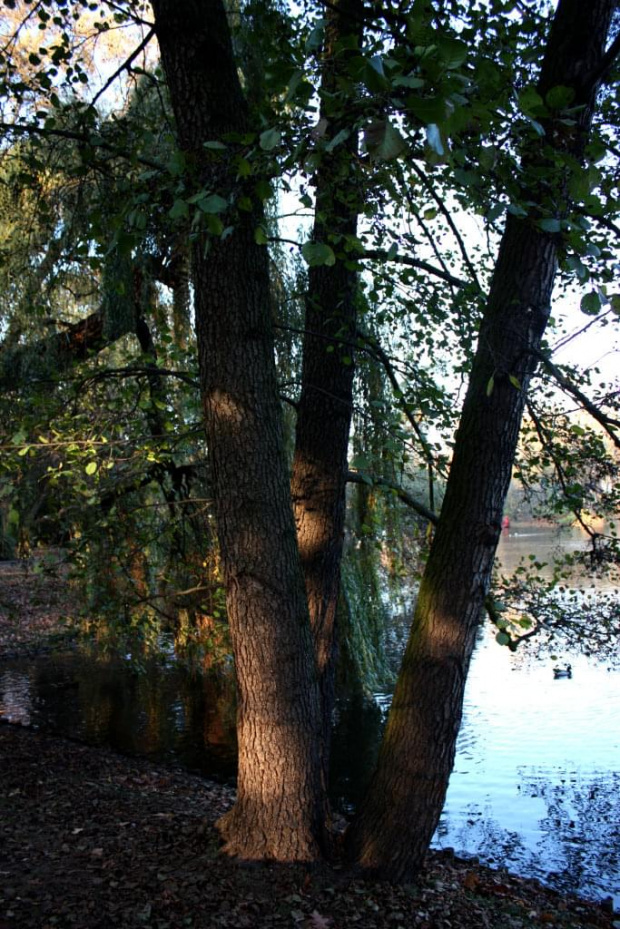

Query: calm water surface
left=1, top=525, right=618, bottom=904
left=434, top=525, right=620, bottom=904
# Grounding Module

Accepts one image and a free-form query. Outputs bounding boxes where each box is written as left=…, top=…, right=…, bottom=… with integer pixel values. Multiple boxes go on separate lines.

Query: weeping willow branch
left=346, top=469, right=437, bottom=524
left=356, top=330, right=436, bottom=468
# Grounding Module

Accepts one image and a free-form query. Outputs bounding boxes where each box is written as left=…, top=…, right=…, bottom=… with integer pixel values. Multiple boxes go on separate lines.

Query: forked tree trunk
left=152, top=0, right=325, bottom=861
left=347, top=0, right=615, bottom=881
left=291, top=0, right=363, bottom=781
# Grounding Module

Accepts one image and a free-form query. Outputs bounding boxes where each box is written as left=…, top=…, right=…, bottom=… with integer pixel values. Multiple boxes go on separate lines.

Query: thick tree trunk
left=347, top=0, right=615, bottom=881
left=291, top=0, right=363, bottom=779
left=151, top=0, right=325, bottom=860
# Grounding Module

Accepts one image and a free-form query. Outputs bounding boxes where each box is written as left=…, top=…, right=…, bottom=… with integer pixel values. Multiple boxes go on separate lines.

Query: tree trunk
left=347, top=0, right=615, bottom=881
left=291, top=0, right=363, bottom=780
left=152, top=0, right=325, bottom=861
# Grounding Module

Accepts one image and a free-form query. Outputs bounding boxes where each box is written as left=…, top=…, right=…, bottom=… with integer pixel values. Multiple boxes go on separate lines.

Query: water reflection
left=496, top=522, right=619, bottom=590
left=432, top=590, right=620, bottom=906
left=0, top=652, right=237, bottom=780
left=0, top=523, right=618, bottom=904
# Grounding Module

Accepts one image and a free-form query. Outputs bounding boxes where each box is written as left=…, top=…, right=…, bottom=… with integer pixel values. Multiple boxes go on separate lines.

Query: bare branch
left=270, top=236, right=467, bottom=288
left=361, top=248, right=468, bottom=288
left=588, top=29, right=620, bottom=87
left=535, top=350, right=620, bottom=450
left=90, top=27, right=156, bottom=108
left=407, top=161, right=484, bottom=293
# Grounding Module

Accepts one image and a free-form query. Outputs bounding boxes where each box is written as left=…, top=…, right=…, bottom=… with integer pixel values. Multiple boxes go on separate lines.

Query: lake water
left=433, top=525, right=620, bottom=905
left=1, top=524, right=618, bottom=905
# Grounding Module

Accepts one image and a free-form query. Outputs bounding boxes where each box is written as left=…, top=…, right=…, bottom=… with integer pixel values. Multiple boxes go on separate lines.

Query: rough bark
left=151, top=0, right=325, bottom=861
left=290, top=0, right=363, bottom=780
left=347, top=0, right=615, bottom=881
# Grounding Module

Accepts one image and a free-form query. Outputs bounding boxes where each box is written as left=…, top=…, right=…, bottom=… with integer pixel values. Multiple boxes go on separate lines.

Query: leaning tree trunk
left=291, top=0, right=363, bottom=784
left=347, top=0, right=615, bottom=881
left=152, top=0, right=325, bottom=861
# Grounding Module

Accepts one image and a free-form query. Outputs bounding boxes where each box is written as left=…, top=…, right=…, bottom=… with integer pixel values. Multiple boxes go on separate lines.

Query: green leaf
left=518, top=86, right=546, bottom=118
left=363, top=57, right=390, bottom=93
left=507, top=203, right=528, bottom=218
left=486, top=375, right=495, bottom=397
left=236, top=158, right=252, bottom=178
left=254, top=226, right=269, bottom=245
left=365, top=119, right=407, bottom=161
left=566, top=255, right=587, bottom=280
left=487, top=202, right=504, bottom=222
left=305, top=22, right=324, bottom=53
left=350, top=453, right=371, bottom=470
left=259, top=128, right=281, bottom=151
left=197, top=194, right=228, bottom=214
left=538, top=217, right=561, bottom=233
left=526, top=117, right=545, bottom=137
left=169, top=199, right=189, bottom=220
left=454, top=168, right=482, bottom=188
left=545, top=85, right=575, bottom=110
left=167, top=150, right=186, bottom=177
left=205, top=214, right=224, bottom=235
left=285, top=68, right=303, bottom=102
left=254, top=179, right=274, bottom=201
left=301, top=242, right=336, bottom=267
left=393, top=73, right=425, bottom=90
left=406, top=95, right=446, bottom=125
left=495, top=631, right=511, bottom=646
left=85, top=461, right=98, bottom=476
left=508, top=374, right=521, bottom=390
left=325, top=129, right=350, bottom=153
left=436, top=36, right=468, bottom=70
left=203, top=140, right=227, bottom=150
left=580, top=290, right=601, bottom=315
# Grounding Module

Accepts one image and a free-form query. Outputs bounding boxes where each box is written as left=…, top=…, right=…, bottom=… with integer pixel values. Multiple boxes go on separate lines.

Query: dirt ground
left=1, top=557, right=619, bottom=929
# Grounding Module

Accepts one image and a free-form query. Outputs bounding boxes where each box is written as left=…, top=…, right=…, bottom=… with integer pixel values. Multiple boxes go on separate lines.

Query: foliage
left=1, top=0, right=619, bottom=738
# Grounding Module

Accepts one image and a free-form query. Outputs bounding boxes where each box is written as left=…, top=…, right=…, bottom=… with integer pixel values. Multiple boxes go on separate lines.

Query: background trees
left=1, top=0, right=619, bottom=879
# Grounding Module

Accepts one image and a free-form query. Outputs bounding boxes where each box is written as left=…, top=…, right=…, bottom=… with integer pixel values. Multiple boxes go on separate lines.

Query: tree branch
left=346, top=469, right=438, bottom=524
left=535, top=350, right=620, bottom=449
left=0, top=121, right=163, bottom=172
left=361, top=248, right=468, bottom=288
left=90, top=27, right=156, bottom=108
left=270, top=236, right=467, bottom=288
left=407, top=161, right=484, bottom=293
left=587, top=29, right=620, bottom=87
